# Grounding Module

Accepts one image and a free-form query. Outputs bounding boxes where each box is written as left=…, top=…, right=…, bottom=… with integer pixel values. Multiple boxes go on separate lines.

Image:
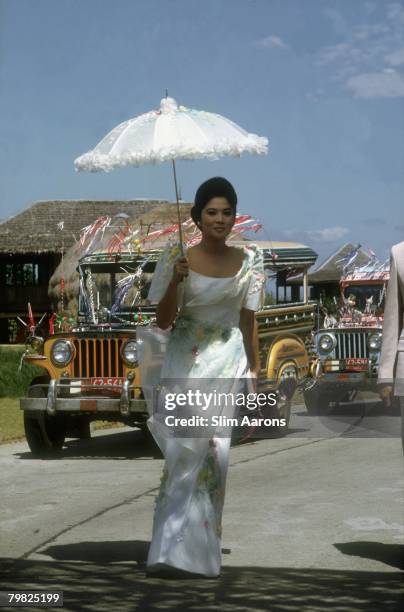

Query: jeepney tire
left=303, top=385, right=332, bottom=415
left=274, top=379, right=294, bottom=433
left=24, top=379, right=66, bottom=456
left=262, top=378, right=294, bottom=436
left=24, top=412, right=66, bottom=457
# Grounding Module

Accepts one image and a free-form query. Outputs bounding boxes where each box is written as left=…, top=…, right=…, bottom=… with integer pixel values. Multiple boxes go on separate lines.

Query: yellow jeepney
left=20, top=240, right=317, bottom=455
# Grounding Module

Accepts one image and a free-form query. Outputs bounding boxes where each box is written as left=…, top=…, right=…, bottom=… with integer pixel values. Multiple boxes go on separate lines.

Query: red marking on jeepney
left=80, top=399, right=97, bottom=411
left=345, top=358, right=368, bottom=372
left=90, top=377, right=124, bottom=387
left=80, top=378, right=124, bottom=396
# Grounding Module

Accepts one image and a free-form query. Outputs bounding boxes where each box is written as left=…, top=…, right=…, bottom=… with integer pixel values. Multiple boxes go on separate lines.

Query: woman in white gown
left=139, top=177, right=265, bottom=577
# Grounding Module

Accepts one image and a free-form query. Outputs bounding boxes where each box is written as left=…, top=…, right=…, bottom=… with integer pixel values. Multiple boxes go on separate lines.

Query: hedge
left=0, top=346, right=45, bottom=398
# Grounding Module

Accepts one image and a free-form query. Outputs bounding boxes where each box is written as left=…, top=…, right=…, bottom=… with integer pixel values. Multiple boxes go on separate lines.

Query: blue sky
left=0, top=0, right=403, bottom=261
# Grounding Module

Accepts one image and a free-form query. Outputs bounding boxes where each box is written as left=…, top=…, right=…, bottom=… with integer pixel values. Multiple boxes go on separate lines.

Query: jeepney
left=20, top=239, right=318, bottom=456
left=303, top=258, right=390, bottom=413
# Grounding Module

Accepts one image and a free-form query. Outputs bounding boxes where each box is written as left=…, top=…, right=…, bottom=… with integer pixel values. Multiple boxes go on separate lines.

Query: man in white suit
left=378, top=241, right=404, bottom=454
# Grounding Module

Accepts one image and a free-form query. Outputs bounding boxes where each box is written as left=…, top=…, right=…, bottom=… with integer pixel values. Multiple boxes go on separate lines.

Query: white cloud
left=311, top=227, right=350, bottom=242
left=346, top=69, right=404, bottom=98
left=254, top=35, right=289, bottom=50
left=284, top=226, right=350, bottom=243
left=385, top=46, right=404, bottom=66
left=317, top=43, right=371, bottom=67
left=352, top=23, right=389, bottom=41
left=312, top=4, right=404, bottom=99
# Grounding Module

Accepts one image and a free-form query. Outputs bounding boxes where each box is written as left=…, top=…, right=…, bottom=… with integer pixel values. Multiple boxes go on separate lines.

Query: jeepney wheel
left=262, top=374, right=296, bottom=436
left=272, top=377, right=295, bottom=432
left=303, top=384, right=332, bottom=415
left=24, top=379, right=67, bottom=456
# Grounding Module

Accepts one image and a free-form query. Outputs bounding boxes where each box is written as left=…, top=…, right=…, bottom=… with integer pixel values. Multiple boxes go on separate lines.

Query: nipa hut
left=48, top=202, right=192, bottom=316
left=0, top=199, right=190, bottom=343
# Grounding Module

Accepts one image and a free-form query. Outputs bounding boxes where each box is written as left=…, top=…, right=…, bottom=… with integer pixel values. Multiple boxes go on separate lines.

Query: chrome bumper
left=316, top=359, right=378, bottom=378
left=20, top=380, right=148, bottom=417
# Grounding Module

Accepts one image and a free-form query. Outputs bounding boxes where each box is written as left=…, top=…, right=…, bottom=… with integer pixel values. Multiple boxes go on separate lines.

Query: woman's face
left=199, top=197, right=235, bottom=240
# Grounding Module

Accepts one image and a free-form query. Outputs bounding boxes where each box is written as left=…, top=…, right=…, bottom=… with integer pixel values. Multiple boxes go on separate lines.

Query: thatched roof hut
left=0, top=199, right=188, bottom=255
left=48, top=201, right=192, bottom=313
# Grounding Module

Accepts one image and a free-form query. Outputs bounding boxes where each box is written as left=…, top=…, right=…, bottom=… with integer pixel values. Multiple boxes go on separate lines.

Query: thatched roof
left=47, top=201, right=192, bottom=312
left=0, top=199, right=191, bottom=255
left=288, top=243, right=371, bottom=285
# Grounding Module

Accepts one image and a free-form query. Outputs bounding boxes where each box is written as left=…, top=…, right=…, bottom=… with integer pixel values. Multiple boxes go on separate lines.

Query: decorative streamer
left=80, top=216, right=111, bottom=254
left=86, top=269, right=97, bottom=323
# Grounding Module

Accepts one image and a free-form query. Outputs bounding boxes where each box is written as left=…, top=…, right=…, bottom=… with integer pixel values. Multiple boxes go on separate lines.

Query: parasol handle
left=171, top=159, right=184, bottom=256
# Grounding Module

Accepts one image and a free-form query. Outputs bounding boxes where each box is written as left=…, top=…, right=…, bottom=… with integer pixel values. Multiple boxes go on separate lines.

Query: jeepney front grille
left=335, top=332, right=369, bottom=359
left=72, top=338, right=124, bottom=378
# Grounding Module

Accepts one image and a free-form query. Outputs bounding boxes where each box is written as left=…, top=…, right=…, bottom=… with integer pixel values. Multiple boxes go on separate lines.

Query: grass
left=0, top=398, right=24, bottom=443
left=0, top=346, right=126, bottom=444
left=0, top=345, right=45, bottom=398
left=0, top=395, right=125, bottom=445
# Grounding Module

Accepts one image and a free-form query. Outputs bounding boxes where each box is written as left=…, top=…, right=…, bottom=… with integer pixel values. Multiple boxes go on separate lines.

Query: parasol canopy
left=74, top=97, right=268, bottom=172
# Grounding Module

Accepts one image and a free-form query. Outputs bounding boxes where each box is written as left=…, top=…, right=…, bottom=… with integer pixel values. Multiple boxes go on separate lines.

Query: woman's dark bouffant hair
left=190, top=177, right=237, bottom=226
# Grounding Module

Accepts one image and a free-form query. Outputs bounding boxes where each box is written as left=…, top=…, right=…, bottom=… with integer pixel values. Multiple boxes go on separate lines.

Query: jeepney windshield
left=343, top=284, right=385, bottom=312
left=79, top=267, right=152, bottom=315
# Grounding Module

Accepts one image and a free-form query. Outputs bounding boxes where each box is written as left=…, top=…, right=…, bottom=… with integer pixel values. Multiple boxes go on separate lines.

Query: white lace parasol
left=74, top=96, right=268, bottom=249
left=74, top=97, right=268, bottom=172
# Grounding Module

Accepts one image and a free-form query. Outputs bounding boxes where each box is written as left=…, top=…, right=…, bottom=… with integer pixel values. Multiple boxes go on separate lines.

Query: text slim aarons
left=165, top=414, right=287, bottom=427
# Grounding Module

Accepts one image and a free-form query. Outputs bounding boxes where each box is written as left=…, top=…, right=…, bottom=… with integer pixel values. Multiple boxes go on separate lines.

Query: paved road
left=0, top=401, right=403, bottom=611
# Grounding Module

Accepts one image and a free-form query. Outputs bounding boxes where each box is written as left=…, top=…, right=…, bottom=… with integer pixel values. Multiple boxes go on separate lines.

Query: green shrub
left=0, top=347, right=45, bottom=398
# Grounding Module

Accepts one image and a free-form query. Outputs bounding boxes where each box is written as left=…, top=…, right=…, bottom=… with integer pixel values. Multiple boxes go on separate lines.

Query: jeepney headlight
left=368, top=332, right=382, bottom=351
left=122, top=340, right=138, bottom=366
left=318, top=333, right=336, bottom=354
left=51, top=340, right=73, bottom=366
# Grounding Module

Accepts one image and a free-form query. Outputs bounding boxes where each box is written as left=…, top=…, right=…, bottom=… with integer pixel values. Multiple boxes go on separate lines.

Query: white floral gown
left=138, top=241, right=265, bottom=577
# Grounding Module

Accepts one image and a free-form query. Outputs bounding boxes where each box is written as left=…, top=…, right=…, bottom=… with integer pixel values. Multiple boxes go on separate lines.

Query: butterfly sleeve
left=241, top=244, right=266, bottom=311
left=147, top=242, right=183, bottom=305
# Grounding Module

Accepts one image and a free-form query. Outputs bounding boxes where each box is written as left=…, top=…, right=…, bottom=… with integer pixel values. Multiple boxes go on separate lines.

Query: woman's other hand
left=172, top=257, right=189, bottom=285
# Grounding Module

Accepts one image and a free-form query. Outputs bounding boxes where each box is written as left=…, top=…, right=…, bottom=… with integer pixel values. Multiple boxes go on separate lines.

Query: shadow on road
left=13, top=426, right=298, bottom=460
left=293, top=398, right=401, bottom=439
left=14, top=429, right=163, bottom=461
left=334, top=541, right=404, bottom=571
left=295, top=398, right=400, bottom=418
left=1, top=545, right=403, bottom=612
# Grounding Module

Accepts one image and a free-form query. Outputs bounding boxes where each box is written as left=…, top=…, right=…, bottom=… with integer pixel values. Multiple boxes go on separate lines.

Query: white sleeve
left=147, top=242, right=182, bottom=305
left=378, top=247, right=402, bottom=384
left=242, top=245, right=266, bottom=311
